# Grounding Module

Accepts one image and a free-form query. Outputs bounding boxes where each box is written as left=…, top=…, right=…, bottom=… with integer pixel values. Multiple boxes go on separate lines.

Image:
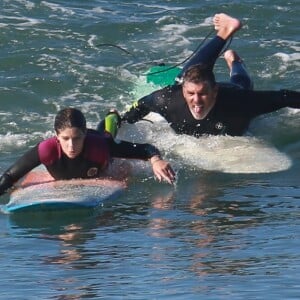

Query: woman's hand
left=150, top=156, right=176, bottom=185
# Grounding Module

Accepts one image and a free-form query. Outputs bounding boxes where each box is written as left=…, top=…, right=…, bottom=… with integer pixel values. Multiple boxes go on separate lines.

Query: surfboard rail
left=2, top=169, right=126, bottom=214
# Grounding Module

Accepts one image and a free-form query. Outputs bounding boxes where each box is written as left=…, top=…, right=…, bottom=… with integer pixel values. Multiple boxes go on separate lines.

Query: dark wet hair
left=182, top=64, right=216, bottom=87
left=54, top=107, right=87, bottom=134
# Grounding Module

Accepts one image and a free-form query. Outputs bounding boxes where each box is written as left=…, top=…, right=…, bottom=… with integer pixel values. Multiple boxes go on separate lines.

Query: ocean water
left=0, top=0, right=299, bottom=299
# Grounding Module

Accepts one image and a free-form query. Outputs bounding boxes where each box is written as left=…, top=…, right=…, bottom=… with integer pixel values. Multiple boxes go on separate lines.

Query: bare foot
left=213, top=13, right=242, bottom=40
left=224, top=49, right=242, bottom=71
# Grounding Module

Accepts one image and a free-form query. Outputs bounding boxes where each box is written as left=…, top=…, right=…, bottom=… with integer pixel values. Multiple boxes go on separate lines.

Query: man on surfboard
left=112, top=13, right=299, bottom=137
left=0, top=108, right=176, bottom=198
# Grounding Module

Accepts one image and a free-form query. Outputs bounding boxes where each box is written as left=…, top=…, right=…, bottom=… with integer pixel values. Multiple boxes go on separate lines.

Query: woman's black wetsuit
left=0, top=130, right=160, bottom=195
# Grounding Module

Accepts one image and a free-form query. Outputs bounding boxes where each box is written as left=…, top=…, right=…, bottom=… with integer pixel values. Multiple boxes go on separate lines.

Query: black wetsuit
left=123, top=86, right=300, bottom=137
left=121, top=35, right=299, bottom=137
left=0, top=130, right=160, bottom=195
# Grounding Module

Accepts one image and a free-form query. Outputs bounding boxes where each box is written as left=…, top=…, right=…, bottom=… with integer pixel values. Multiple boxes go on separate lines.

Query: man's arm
left=121, top=85, right=174, bottom=124
left=121, top=94, right=155, bottom=124
left=247, top=89, right=300, bottom=115
left=281, top=90, right=300, bottom=109
left=220, top=88, right=300, bottom=116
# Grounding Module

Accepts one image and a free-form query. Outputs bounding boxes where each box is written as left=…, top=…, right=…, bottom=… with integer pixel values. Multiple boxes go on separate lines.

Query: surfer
left=0, top=108, right=176, bottom=197
left=107, top=13, right=299, bottom=137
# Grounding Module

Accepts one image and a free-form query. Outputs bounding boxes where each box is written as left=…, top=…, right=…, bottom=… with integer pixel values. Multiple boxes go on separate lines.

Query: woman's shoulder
left=38, top=137, right=60, bottom=165
left=84, top=130, right=111, bottom=163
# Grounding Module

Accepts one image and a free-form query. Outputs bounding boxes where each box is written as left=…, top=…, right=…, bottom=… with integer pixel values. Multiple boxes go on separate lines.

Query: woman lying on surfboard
left=0, top=107, right=176, bottom=197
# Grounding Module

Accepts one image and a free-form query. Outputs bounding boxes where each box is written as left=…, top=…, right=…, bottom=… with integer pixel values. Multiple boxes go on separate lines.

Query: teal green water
left=0, top=1, right=299, bottom=299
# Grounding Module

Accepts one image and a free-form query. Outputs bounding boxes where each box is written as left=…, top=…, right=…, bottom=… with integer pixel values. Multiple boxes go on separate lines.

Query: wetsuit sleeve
left=221, top=88, right=300, bottom=117
left=0, top=146, right=40, bottom=195
left=281, top=90, right=300, bottom=108
left=122, top=87, right=168, bottom=123
left=122, top=94, right=155, bottom=123
left=107, top=137, right=161, bottom=160
left=248, top=89, right=300, bottom=115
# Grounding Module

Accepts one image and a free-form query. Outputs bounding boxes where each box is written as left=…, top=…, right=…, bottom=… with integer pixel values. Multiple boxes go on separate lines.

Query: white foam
left=274, top=52, right=300, bottom=69
left=141, top=3, right=186, bottom=12
left=0, top=131, right=51, bottom=152
left=92, top=7, right=109, bottom=14
left=118, top=113, right=292, bottom=174
left=9, top=0, right=35, bottom=9
left=275, top=6, right=290, bottom=12
left=41, top=1, right=75, bottom=15
left=0, top=15, right=42, bottom=27
left=155, top=15, right=174, bottom=24
left=87, top=34, right=98, bottom=47
left=0, top=133, right=30, bottom=151
left=202, top=17, right=214, bottom=27
left=161, top=24, right=192, bottom=35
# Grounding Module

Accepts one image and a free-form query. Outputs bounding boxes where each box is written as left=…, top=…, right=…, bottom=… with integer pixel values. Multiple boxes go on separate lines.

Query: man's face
left=182, top=81, right=218, bottom=120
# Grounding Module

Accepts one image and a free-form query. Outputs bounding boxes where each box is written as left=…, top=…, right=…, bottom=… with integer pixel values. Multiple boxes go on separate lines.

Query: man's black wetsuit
left=122, top=85, right=300, bottom=137
left=120, top=33, right=299, bottom=137
left=0, top=130, right=160, bottom=195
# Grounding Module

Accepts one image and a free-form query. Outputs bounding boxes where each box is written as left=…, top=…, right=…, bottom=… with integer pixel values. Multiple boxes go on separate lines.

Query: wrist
left=150, top=155, right=162, bottom=165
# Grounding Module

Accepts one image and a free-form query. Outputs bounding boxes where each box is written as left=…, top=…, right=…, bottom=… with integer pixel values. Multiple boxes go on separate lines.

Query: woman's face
left=56, top=127, right=86, bottom=159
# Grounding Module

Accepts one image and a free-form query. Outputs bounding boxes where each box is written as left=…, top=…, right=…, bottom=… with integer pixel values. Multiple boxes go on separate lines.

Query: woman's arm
left=0, top=146, right=41, bottom=196
left=150, top=155, right=176, bottom=185
left=108, top=138, right=176, bottom=184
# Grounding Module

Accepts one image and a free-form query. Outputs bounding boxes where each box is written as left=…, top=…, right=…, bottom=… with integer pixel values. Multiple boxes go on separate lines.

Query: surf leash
left=94, top=26, right=233, bottom=78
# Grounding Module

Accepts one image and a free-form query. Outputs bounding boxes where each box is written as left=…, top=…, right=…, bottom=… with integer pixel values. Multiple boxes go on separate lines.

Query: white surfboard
left=117, top=113, right=292, bottom=174
left=2, top=168, right=126, bottom=213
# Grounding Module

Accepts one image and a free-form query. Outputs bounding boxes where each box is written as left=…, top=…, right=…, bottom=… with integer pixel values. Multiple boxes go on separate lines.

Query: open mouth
left=194, top=105, right=203, bottom=115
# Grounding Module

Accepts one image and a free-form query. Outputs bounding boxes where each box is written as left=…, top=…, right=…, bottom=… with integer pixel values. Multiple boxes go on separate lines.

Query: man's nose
left=194, top=93, right=201, bottom=102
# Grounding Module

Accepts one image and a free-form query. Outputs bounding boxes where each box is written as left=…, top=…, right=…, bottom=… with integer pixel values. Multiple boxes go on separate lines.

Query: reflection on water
left=3, top=168, right=300, bottom=298
left=142, top=170, right=300, bottom=283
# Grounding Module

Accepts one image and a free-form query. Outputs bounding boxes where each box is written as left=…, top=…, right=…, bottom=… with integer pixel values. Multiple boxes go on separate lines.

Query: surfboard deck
left=2, top=169, right=126, bottom=213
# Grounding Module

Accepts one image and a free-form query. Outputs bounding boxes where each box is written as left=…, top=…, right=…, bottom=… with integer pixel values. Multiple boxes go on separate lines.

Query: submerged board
left=146, top=65, right=180, bottom=86
left=3, top=169, right=126, bottom=213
